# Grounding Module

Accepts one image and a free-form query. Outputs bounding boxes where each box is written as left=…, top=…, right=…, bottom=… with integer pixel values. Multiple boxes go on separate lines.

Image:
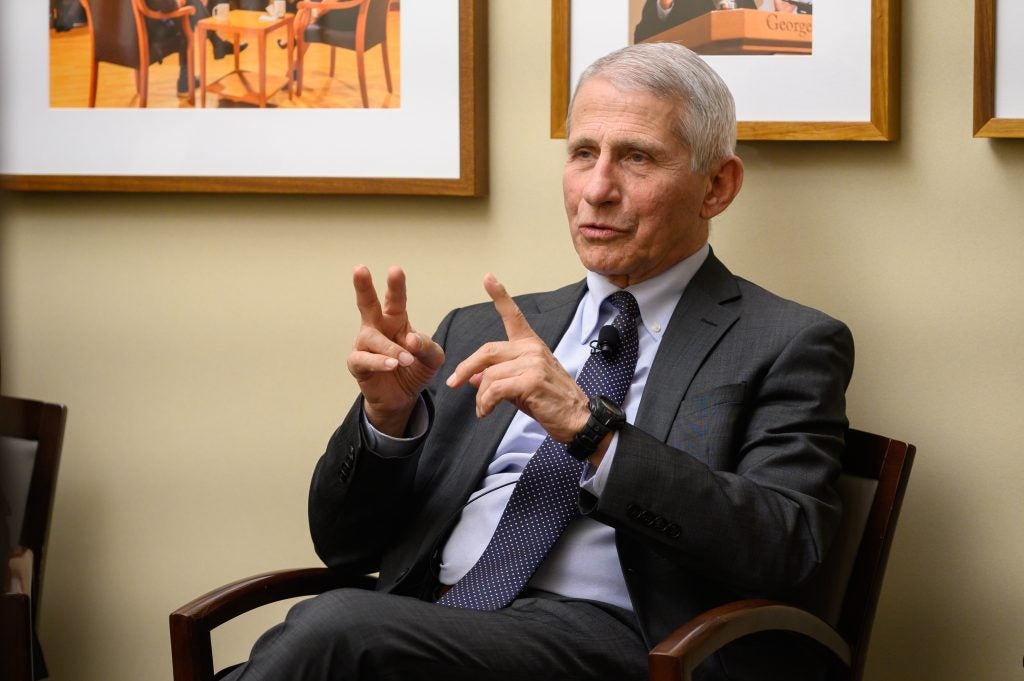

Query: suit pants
left=219, top=587, right=648, bottom=681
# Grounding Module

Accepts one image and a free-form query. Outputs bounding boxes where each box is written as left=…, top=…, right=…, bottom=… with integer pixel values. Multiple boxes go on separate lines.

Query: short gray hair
left=567, top=42, right=737, bottom=174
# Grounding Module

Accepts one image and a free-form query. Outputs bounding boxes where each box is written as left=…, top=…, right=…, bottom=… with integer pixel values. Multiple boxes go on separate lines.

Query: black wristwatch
left=566, top=395, right=626, bottom=461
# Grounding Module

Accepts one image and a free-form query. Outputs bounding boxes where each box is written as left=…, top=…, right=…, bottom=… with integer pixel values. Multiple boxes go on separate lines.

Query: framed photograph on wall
left=551, top=0, right=900, bottom=141
left=974, top=0, right=1024, bottom=137
left=0, top=0, right=487, bottom=196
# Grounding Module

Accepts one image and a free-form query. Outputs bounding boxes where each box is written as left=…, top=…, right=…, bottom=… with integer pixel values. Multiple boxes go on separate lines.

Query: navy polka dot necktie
left=437, top=291, right=641, bottom=611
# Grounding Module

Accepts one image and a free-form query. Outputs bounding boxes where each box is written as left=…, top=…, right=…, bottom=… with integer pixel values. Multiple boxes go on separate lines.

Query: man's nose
left=583, top=157, right=621, bottom=206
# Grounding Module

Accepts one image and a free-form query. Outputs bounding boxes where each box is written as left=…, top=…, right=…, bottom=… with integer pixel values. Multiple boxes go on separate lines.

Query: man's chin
left=576, top=254, right=630, bottom=282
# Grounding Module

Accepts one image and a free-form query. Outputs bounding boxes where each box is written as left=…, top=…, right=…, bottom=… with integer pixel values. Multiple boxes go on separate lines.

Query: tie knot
left=606, top=290, right=640, bottom=323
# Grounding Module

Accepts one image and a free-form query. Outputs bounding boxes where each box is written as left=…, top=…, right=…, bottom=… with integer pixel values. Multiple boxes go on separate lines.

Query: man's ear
left=700, top=155, right=744, bottom=220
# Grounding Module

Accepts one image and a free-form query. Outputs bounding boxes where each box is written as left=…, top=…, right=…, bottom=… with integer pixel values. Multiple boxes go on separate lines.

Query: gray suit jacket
left=309, top=250, right=853, bottom=679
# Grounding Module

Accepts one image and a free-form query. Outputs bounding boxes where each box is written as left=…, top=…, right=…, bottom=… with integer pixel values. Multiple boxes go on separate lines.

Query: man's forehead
left=567, top=81, right=685, bottom=148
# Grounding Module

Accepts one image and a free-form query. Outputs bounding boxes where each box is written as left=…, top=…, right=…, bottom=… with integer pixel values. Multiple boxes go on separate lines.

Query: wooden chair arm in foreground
left=170, top=429, right=914, bottom=681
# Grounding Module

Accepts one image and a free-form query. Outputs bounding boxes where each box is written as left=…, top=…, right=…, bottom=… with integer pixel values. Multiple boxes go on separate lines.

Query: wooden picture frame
left=974, top=0, right=1024, bottom=137
left=0, top=0, right=488, bottom=196
left=550, top=0, right=900, bottom=141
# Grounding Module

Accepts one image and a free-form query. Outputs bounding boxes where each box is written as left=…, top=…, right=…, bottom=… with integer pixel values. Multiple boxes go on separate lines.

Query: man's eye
left=627, top=152, right=648, bottom=163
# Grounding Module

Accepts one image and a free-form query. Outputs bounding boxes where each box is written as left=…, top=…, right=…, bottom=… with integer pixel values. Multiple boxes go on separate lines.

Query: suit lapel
left=634, top=251, right=741, bottom=441
left=454, top=280, right=587, bottom=469
left=431, top=259, right=737, bottom=476
left=525, top=280, right=588, bottom=348
left=422, top=281, right=587, bottom=531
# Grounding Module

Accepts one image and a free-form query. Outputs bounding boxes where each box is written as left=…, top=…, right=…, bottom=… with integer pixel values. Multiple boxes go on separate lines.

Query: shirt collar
left=579, top=243, right=710, bottom=345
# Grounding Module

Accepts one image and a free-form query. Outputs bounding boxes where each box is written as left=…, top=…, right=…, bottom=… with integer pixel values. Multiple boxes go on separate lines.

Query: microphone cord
left=427, top=478, right=522, bottom=582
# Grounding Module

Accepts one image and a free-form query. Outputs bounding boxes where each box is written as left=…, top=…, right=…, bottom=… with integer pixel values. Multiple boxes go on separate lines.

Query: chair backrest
left=360, top=0, right=390, bottom=48
left=0, top=396, right=67, bottom=622
left=315, top=0, right=389, bottom=49
left=80, top=0, right=143, bottom=68
left=796, top=428, right=915, bottom=681
left=80, top=0, right=183, bottom=69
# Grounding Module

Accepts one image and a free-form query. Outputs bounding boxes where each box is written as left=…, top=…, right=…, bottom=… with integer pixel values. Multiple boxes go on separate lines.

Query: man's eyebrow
left=618, top=136, right=664, bottom=154
left=566, top=134, right=597, bottom=150
left=567, top=135, right=664, bottom=154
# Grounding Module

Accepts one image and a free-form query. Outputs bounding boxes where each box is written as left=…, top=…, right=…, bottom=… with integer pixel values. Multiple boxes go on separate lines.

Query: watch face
left=592, top=395, right=626, bottom=427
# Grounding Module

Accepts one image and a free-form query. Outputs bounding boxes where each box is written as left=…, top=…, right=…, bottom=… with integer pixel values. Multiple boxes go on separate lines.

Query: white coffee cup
left=213, top=2, right=229, bottom=20
left=268, top=0, right=285, bottom=17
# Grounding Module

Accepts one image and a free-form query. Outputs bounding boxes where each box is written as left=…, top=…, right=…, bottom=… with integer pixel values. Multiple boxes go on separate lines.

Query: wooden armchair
left=293, top=0, right=392, bottom=107
left=1, top=396, right=68, bottom=681
left=649, top=429, right=915, bottom=680
left=79, top=0, right=195, bottom=107
left=169, top=429, right=914, bottom=681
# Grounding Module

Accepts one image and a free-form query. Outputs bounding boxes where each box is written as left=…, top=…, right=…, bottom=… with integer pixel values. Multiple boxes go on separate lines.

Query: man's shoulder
left=695, top=250, right=844, bottom=326
left=732, top=274, right=849, bottom=334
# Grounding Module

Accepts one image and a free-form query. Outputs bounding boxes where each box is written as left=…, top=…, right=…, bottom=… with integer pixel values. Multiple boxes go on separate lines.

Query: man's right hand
left=347, top=265, right=445, bottom=438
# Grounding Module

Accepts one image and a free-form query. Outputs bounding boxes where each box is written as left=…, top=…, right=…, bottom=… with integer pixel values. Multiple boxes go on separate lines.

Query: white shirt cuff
left=579, top=431, right=618, bottom=496
left=360, top=397, right=429, bottom=458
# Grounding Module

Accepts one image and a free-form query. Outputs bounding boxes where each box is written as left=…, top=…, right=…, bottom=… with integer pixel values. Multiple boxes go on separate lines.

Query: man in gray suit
left=224, top=42, right=852, bottom=681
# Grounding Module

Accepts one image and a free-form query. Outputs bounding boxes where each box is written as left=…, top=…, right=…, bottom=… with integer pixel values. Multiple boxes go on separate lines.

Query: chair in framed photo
left=79, top=0, right=196, bottom=107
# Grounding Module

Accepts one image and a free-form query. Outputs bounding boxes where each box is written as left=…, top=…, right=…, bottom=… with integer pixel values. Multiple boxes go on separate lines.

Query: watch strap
left=566, top=395, right=625, bottom=461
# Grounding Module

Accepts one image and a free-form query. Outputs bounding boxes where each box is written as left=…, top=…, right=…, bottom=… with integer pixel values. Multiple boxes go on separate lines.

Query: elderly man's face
left=563, top=76, right=711, bottom=288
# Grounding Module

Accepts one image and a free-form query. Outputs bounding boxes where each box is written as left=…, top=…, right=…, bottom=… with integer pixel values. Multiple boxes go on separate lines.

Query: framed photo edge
left=973, top=0, right=1024, bottom=138
left=549, top=0, right=900, bottom=142
left=1, top=0, right=489, bottom=196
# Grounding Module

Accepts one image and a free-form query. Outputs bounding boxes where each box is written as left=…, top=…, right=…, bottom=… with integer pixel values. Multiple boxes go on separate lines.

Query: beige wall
left=3, top=2, right=1023, bottom=680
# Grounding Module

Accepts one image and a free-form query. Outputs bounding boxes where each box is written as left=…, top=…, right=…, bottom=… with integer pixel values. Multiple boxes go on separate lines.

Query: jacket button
left=652, top=516, right=667, bottom=531
left=626, top=504, right=642, bottom=519
left=639, top=511, right=655, bottom=525
left=666, top=523, right=681, bottom=538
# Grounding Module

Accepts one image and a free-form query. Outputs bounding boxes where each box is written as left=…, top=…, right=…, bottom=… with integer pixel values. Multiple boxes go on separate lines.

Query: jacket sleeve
left=581, top=315, right=853, bottom=595
left=307, top=311, right=457, bottom=575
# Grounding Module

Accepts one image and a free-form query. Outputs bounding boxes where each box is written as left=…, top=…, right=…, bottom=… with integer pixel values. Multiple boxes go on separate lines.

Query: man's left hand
left=446, top=275, right=590, bottom=443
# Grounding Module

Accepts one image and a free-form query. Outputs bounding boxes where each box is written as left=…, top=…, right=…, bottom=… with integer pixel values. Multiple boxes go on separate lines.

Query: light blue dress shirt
left=364, top=244, right=709, bottom=612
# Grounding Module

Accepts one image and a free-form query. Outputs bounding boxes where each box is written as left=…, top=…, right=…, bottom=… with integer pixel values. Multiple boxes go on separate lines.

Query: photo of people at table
left=49, top=0, right=400, bottom=109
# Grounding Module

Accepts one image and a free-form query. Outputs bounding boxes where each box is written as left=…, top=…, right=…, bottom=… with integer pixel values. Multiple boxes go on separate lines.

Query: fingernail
left=398, top=352, right=414, bottom=366
left=384, top=358, right=398, bottom=369
left=446, top=374, right=457, bottom=387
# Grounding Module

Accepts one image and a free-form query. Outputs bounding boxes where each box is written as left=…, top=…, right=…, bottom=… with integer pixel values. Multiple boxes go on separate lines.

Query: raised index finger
left=484, top=274, right=537, bottom=341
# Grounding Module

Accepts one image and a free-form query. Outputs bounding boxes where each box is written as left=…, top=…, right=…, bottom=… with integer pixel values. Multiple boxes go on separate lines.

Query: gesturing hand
left=446, top=274, right=590, bottom=443
left=347, top=265, right=445, bottom=437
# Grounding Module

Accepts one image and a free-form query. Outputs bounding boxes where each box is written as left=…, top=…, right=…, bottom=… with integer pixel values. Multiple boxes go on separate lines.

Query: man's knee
left=284, top=588, right=381, bottom=649
left=228, top=588, right=387, bottom=680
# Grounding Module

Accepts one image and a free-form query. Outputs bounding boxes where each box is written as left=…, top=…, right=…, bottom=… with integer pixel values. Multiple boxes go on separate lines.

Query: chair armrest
left=2, top=548, right=34, bottom=681
left=295, top=0, right=362, bottom=25
left=647, top=599, right=852, bottom=681
left=170, top=567, right=377, bottom=681
left=296, top=0, right=364, bottom=12
left=293, top=0, right=371, bottom=52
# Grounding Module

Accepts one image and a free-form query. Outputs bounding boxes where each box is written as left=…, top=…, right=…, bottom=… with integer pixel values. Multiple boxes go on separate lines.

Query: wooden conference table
left=196, top=9, right=295, bottom=108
